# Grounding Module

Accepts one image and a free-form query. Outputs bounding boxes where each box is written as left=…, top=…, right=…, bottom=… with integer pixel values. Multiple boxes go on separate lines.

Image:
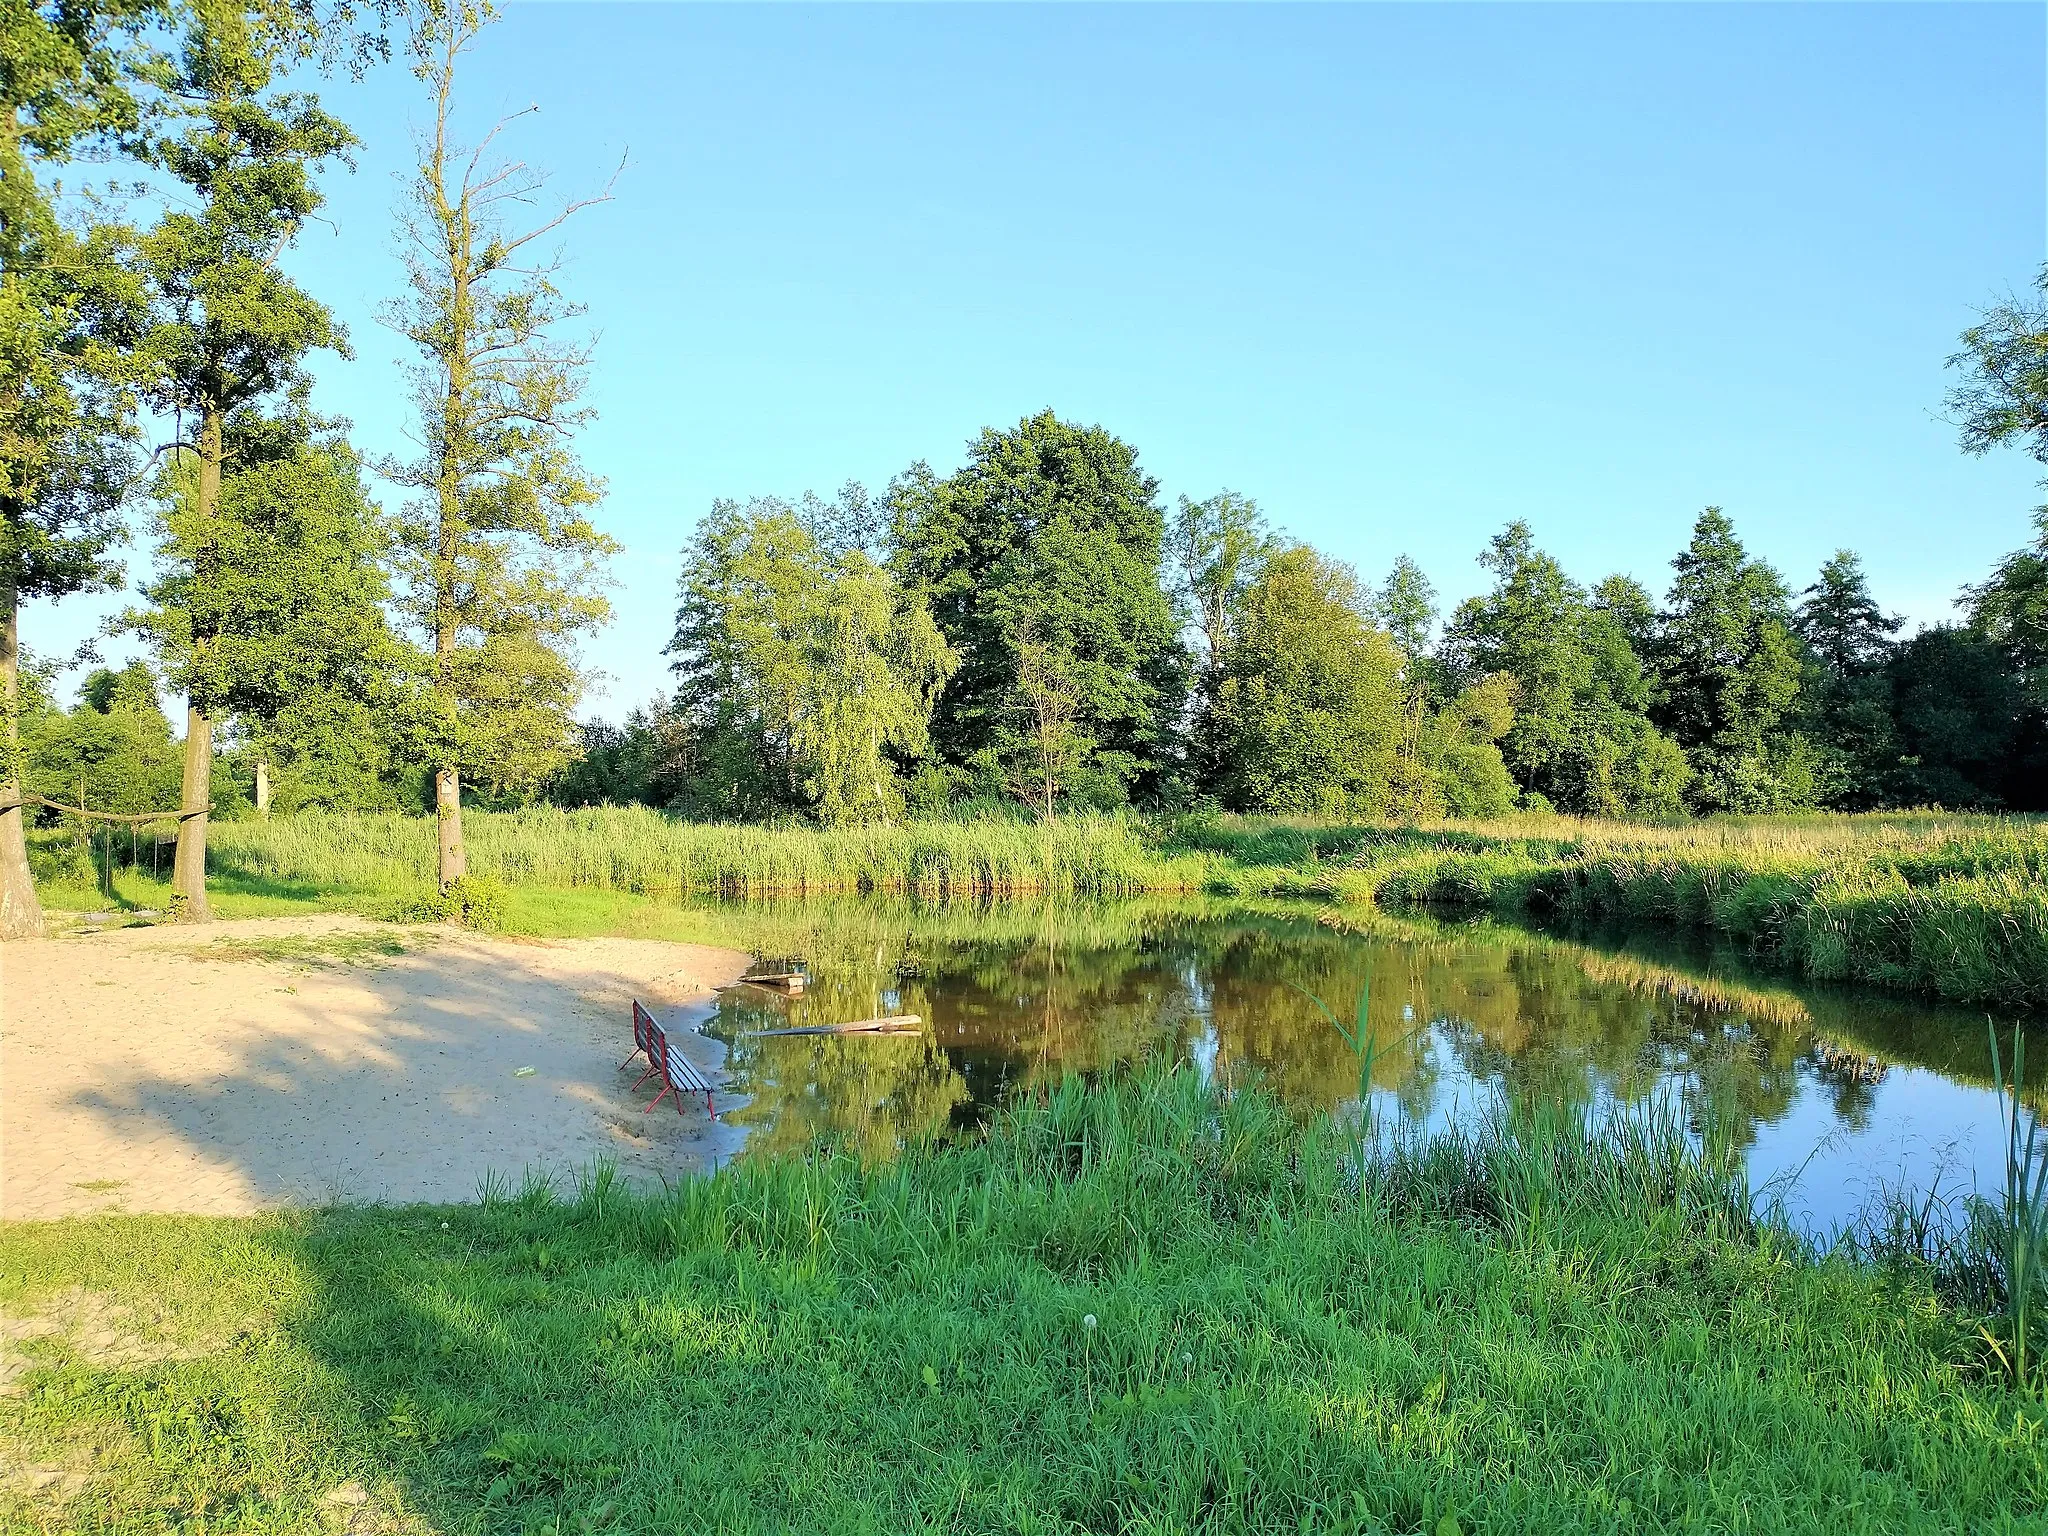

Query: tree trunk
left=254, top=758, right=269, bottom=816
left=171, top=702, right=212, bottom=922
left=0, top=581, right=42, bottom=939
left=170, top=407, right=223, bottom=923
left=436, top=766, right=465, bottom=888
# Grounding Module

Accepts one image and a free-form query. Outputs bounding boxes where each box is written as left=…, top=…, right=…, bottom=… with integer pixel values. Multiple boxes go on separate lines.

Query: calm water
left=696, top=897, right=2044, bottom=1233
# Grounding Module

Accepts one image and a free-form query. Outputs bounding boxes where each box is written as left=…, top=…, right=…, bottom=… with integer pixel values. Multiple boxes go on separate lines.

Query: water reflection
left=700, top=896, right=2043, bottom=1231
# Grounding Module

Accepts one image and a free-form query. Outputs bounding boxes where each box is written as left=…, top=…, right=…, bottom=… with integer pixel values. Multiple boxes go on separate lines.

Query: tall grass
left=203, top=806, right=1211, bottom=899
left=48, top=803, right=2048, bottom=1006
left=1326, top=813, right=2048, bottom=1007
left=5, top=1068, right=2038, bottom=1532
left=1985, top=1021, right=2048, bottom=1388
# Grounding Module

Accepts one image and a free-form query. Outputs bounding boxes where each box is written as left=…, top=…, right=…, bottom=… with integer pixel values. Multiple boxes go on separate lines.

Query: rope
left=0, top=793, right=201, bottom=825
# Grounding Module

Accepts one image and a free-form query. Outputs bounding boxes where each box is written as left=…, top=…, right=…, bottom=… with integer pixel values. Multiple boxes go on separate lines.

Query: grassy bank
left=3, top=1071, right=2041, bottom=1534
left=30, top=806, right=2048, bottom=1007
left=1176, top=812, right=2048, bottom=1007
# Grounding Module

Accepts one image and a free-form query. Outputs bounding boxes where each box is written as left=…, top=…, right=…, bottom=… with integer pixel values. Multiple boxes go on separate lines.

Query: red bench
left=624, top=999, right=717, bottom=1119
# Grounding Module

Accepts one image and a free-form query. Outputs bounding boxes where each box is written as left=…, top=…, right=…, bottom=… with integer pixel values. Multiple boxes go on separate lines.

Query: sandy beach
left=1, top=915, right=753, bottom=1219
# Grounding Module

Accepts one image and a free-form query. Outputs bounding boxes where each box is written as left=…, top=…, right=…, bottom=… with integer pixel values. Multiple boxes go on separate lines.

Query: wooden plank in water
left=746, top=1015, right=922, bottom=1038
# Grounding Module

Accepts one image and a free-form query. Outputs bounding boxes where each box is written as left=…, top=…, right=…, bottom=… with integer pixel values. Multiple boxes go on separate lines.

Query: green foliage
left=1410, top=673, right=1521, bottom=819
left=23, top=659, right=182, bottom=816
left=130, top=437, right=416, bottom=778
left=1948, top=263, right=2048, bottom=467
left=667, top=498, right=955, bottom=824
left=0, top=0, right=152, bottom=606
left=891, top=410, right=1187, bottom=804
left=1441, top=522, right=1689, bottom=816
left=1793, top=550, right=1904, bottom=808
left=384, top=0, right=618, bottom=820
left=387, top=873, right=505, bottom=930
left=1215, top=545, right=1408, bottom=815
left=1166, top=488, right=1275, bottom=789
left=545, top=704, right=665, bottom=809
left=127, top=11, right=353, bottom=479
left=1373, top=552, right=1439, bottom=663
left=1878, top=627, right=2022, bottom=809
left=2, top=1071, right=2039, bottom=1534
left=1651, top=508, right=1813, bottom=812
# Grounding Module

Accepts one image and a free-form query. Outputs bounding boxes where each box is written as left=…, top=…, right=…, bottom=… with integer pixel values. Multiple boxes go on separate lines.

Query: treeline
left=550, top=403, right=2048, bottom=824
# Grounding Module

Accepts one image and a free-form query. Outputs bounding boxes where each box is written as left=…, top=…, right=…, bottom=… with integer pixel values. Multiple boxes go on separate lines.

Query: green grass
left=29, top=806, right=2048, bottom=1006
left=201, top=807, right=1211, bottom=900
left=2, top=1070, right=2041, bottom=1534
left=191, top=931, right=425, bottom=969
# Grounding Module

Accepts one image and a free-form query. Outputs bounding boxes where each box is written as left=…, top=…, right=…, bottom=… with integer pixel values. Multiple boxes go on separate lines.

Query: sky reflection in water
left=699, top=898, right=2044, bottom=1234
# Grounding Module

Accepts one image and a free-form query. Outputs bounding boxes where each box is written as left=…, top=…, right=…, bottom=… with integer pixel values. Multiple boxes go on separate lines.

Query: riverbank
left=29, top=806, right=2048, bottom=1006
left=1, top=1071, right=2037, bottom=1532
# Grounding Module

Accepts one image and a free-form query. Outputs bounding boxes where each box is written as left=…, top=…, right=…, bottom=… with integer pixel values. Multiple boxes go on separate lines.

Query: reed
left=1984, top=1020, right=2048, bottom=1388
left=201, top=806, right=1211, bottom=900
left=43, top=804, right=2048, bottom=1006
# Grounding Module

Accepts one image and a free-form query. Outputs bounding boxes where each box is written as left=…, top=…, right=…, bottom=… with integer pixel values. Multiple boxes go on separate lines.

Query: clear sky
left=32, top=1, right=2048, bottom=717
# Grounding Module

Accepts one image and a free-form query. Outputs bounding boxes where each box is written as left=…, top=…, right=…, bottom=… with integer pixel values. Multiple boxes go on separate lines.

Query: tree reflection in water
left=697, top=894, right=2044, bottom=1189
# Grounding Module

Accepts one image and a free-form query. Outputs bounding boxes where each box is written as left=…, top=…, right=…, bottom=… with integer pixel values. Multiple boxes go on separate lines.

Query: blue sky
left=34, top=2, right=2047, bottom=716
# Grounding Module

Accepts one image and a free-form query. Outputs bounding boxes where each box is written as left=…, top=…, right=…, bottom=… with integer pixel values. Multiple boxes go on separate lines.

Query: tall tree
left=1796, top=550, right=1900, bottom=677
left=1651, top=507, right=1812, bottom=812
left=1214, top=545, right=1409, bottom=816
left=890, top=411, right=1186, bottom=806
left=127, top=433, right=413, bottom=824
left=1794, top=550, right=1901, bottom=807
left=127, top=4, right=354, bottom=920
left=1374, top=554, right=1438, bottom=663
left=385, top=0, right=618, bottom=887
left=1441, top=522, right=1686, bottom=816
left=1879, top=625, right=2022, bottom=809
left=1165, top=489, right=1271, bottom=793
left=667, top=497, right=954, bottom=823
left=0, top=1, right=159, bottom=935
left=1012, top=619, right=1086, bottom=816
left=1948, top=269, right=2048, bottom=808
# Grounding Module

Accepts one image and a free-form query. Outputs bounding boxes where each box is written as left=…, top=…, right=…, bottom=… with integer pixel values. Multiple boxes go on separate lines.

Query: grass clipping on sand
left=2, top=1070, right=2041, bottom=1534
left=192, top=931, right=425, bottom=969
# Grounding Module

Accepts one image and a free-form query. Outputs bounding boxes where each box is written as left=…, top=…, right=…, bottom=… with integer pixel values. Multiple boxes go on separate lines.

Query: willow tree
left=385, top=0, right=616, bottom=889
left=127, top=4, right=354, bottom=920
left=0, top=2, right=157, bottom=936
left=668, top=498, right=955, bottom=823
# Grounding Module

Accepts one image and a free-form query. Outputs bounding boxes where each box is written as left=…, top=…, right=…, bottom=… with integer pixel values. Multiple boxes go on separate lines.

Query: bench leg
left=644, top=1083, right=674, bottom=1114
left=629, top=1062, right=659, bottom=1093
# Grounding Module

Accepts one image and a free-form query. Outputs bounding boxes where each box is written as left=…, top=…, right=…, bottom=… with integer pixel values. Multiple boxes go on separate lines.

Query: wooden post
left=254, top=758, right=270, bottom=817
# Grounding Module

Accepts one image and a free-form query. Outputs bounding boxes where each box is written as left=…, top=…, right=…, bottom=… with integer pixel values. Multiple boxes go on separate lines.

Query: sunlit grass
left=31, top=805, right=2048, bottom=1005
left=2, top=1069, right=2040, bottom=1533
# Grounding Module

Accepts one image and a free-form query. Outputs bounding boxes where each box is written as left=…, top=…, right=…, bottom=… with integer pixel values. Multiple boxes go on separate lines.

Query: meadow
left=3, top=1070, right=2042, bottom=1534
left=32, top=805, right=2048, bottom=1007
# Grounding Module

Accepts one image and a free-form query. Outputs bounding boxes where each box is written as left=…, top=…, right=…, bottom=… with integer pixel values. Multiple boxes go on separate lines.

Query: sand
left=0, top=915, right=754, bottom=1219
